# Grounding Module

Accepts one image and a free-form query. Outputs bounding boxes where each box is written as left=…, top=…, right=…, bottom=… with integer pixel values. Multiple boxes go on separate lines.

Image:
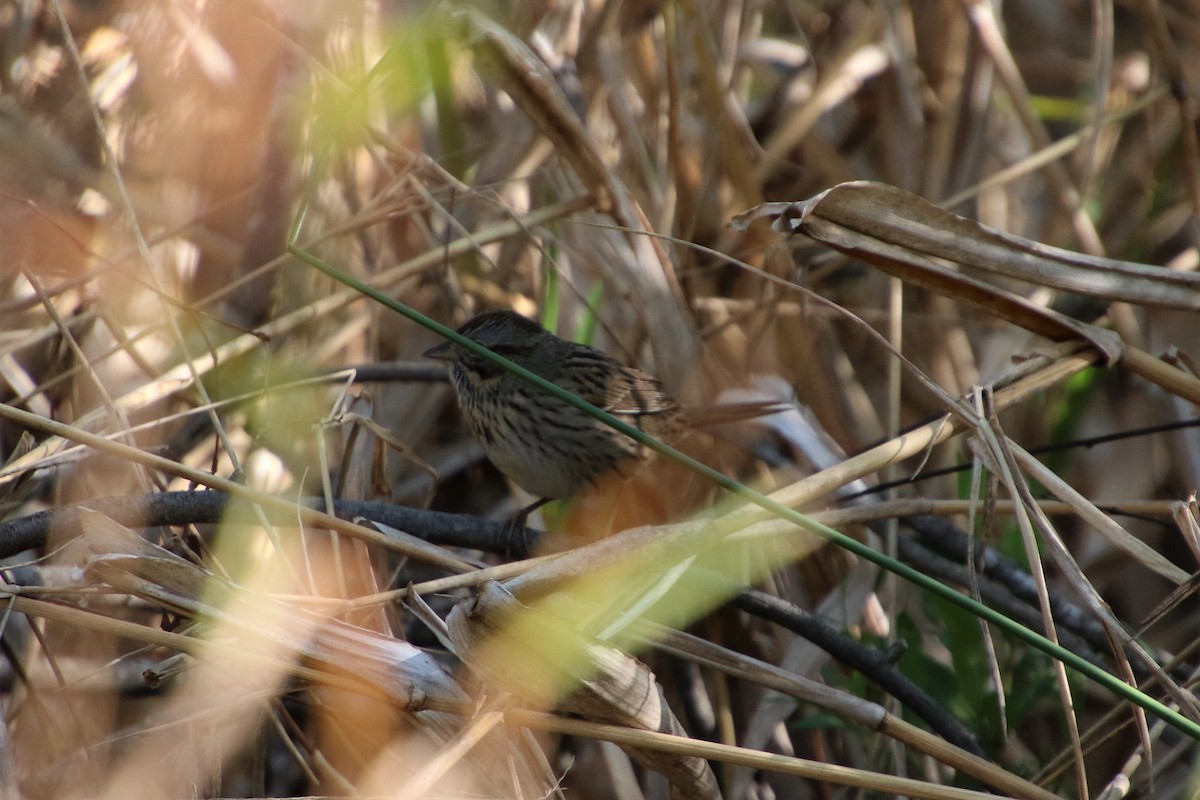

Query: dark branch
left=0, top=491, right=547, bottom=560
left=730, top=587, right=988, bottom=759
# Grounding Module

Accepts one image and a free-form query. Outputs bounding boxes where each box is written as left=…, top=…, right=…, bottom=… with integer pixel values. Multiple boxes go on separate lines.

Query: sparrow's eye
left=462, top=352, right=504, bottom=379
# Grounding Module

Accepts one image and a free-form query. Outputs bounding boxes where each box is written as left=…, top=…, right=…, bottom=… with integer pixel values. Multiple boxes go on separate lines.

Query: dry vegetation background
left=0, top=0, right=1199, bottom=798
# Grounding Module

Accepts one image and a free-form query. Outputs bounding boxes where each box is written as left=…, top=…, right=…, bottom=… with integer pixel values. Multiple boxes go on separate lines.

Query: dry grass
left=1, top=0, right=1199, bottom=797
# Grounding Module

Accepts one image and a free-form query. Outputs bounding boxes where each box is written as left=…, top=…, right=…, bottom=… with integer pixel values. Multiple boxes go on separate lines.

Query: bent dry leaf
left=735, top=181, right=1197, bottom=362
left=736, top=181, right=1200, bottom=308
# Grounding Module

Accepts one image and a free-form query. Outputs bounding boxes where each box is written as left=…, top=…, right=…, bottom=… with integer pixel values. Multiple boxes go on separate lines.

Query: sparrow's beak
left=423, top=341, right=454, bottom=361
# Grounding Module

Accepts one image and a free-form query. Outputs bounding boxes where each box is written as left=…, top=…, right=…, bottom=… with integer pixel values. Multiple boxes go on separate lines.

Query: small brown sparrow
left=425, top=311, right=782, bottom=506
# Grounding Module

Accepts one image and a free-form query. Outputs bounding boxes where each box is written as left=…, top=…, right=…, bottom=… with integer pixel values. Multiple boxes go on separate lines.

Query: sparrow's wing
left=605, top=366, right=681, bottom=426
left=559, top=350, right=679, bottom=429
